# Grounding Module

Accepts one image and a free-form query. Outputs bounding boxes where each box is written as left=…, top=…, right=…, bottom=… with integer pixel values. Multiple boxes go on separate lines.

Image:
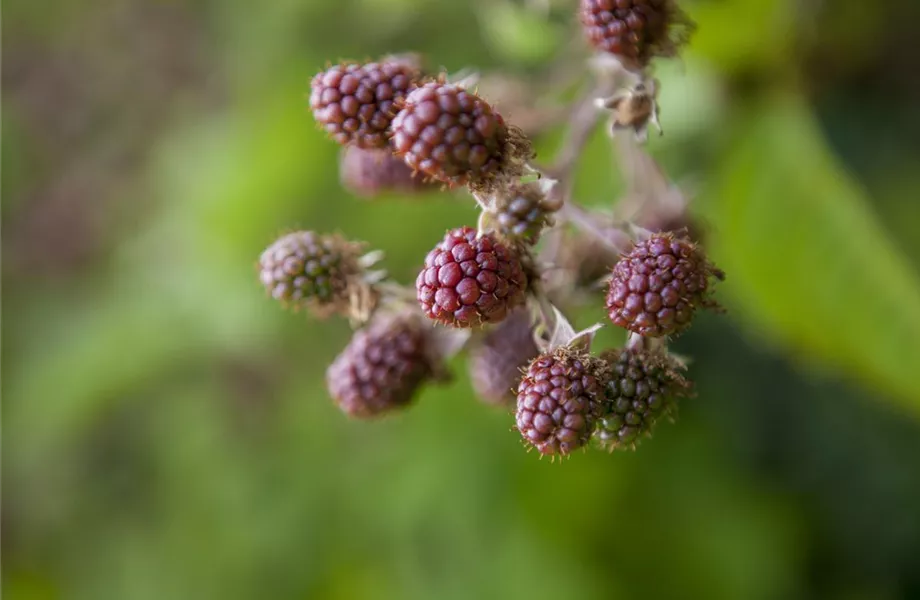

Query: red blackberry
left=579, top=0, right=693, bottom=70
left=326, top=315, right=435, bottom=418
left=468, top=310, right=539, bottom=406
left=391, top=81, right=533, bottom=192
left=259, top=231, right=365, bottom=317
left=416, top=227, right=528, bottom=328
left=515, top=348, right=606, bottom=456
left=310, top=61, right=420, bottom=149
left=595, top=348, right=690, bottom=450
left=490, top=182, right=561, bottom=244
left=339, top=146, right=429, bottom=198
left=605, top=233, right=723, bottom=337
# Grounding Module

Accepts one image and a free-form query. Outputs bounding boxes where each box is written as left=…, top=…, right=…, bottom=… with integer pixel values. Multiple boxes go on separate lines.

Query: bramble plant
left=260, top=0, right=725, bottom=457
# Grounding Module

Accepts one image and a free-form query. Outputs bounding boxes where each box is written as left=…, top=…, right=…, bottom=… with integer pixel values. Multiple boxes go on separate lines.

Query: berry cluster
left=257, top=0, right=723, bottom=458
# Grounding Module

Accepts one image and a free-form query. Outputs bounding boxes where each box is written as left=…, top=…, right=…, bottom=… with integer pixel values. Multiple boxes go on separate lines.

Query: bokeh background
left=5, top=0, right=920, bottom=598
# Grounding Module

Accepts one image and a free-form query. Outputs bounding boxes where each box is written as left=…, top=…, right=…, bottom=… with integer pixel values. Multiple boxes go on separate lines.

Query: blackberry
left=259, top=231, right=365, bottom=318
left=339, top=146, right=429, bottom=198
left=489, top=182, right=561, bottom=244
left=391, top=81, right=533, bottom=192
left=326, top=315, right=434, bottom=418
left=605, top=232, right=723, bottom=337
left=310, top=61, right=420, bottom=149
left=595, top=348, right=690, bottom=450
left=515, top=348, right=606, bottom=456
left=468, top=310, right=539, bottom=406
left=416, top=226, right=528, bottom=328
left=579, top=0, right=693, bottom=70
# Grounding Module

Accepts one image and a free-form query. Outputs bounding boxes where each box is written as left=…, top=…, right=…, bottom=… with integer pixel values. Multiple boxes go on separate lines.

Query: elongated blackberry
left=579, top=0, right=693, bottom=70
left=310, top=61, right=420, bottom=149
left=326, top=315, right=435, bottom=418
left=416, top=226, right=528, bottom=328
left=595, top=348, right=690, bottom=450
left=515, top=348, right=606, bottom=456
left=605, top=233, right=722, bottom=337
left=391, top=81, right=532, bottom=192
left=468, top=310, right=539, bottom=405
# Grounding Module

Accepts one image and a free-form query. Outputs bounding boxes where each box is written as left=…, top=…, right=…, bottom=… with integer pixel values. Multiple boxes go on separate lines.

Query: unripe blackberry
left=259, top=231, right=364, bottom=317
left=416, top=226, right=528, bottom=328
left=326, top=315, right=434, bottom=418
left=490, top=182, right=561, bottom=244
left=391, top=81, right=533, bottom=192
left=468, top=310, right=540, bottom=406
left=607, top=233, right=724, bottom=337
left=515, top=348, right=606, bottom=456
left=595, top=348, right=690, bottom=450
left=310, top=61, right=420, bottom=149
left=579, top=0, right=693, bottom=70
left=606, top=233, right=722, bottom=337
left=339, top=146, right=429, bottom=198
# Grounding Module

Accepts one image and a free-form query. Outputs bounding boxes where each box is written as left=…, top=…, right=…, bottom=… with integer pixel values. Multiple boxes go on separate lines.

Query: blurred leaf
left=708, top=95, right=920, bottom=408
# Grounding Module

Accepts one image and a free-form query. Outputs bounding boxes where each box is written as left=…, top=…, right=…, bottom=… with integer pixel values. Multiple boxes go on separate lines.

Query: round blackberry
left=339, top=146, right=429, bottom=198
left=468, top=310, right=540, bottom=406
left=326, top=315, right=434, bottom=418
left=416, top=226, right=528, bottom=328
left=515, top=348, right=606, bottom=456
left=579, top=0, right=692, bottom=70
left=310, top=61, right=420, bottom=149
left=391, top=81, right=533, bottom=192
left=595, top=348, right=690, bottom=450
left=605, top=233, right=722, bottom=337
left=490, top=182, right=561, bottom=244
left=259, top=231, right=363, bottom=317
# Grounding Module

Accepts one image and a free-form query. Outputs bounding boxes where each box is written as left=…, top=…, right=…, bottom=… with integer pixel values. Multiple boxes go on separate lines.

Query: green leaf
left=707, top=95, right=920, bottom=409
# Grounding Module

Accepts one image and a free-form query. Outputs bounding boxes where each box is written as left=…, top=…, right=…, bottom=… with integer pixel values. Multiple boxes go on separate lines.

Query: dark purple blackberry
left=515, top=349, right=606, bottom=456
left=391, top=81, right=532, bottom=192
left=310, top=61, right=420, bottom=149
left=605, top=233, right=722, bottom=337
left=259, top=231, right=364, bottom=317
left=595, top=348, right=690, bottom=450
left=490, top=182, right=561, bottom=244
left=326, top=315, right=434, bottom=418
left=416, top=227, right=528, bottom=328
left=468, top=310, right=540, bottom=406
left=579, top=0, right=693, bottom=70
left=339, top=146, right=430, bottom=198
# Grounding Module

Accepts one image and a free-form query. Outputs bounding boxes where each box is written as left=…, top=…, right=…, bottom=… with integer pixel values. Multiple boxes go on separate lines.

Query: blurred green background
left=4, top=0, right=920, bottom=598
